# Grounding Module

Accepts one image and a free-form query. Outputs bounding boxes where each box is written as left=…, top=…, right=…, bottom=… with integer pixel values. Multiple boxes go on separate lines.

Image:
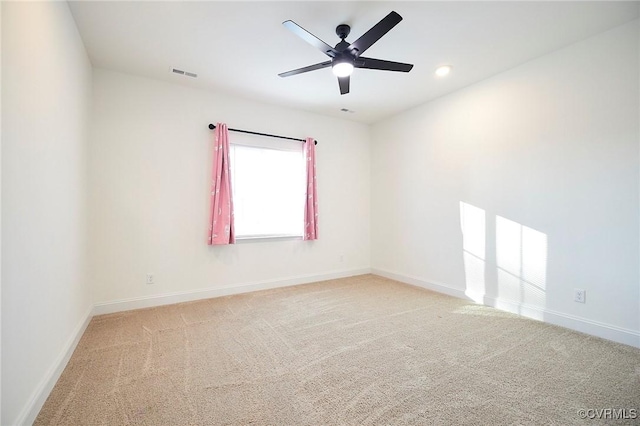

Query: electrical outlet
left=146, top=273, right=154, bottom=285
left=574, top=288, right=586, bottom=303
left=339, top=254, right=344, bottom=263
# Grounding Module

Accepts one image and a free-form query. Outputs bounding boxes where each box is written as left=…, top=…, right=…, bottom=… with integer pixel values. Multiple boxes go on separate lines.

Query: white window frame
left=229, top=133, right=306, bottom=241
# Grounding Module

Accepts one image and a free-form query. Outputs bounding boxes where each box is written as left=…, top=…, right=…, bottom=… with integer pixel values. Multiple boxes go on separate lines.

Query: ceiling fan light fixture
left=435, top=65, right=452, bottom=77
left=332, top=60, right=354, bottom=77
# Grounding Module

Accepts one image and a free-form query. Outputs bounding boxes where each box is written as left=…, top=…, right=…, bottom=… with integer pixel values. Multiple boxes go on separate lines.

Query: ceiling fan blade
left=279, top=61, right=332, bottom=77
left=338, top=75, right=350, bottom=95
left=355, top=57, right=413, bottom=72
left=347, top=11, right=402, bottom=57
left=283, top=20, right=338, bottom=58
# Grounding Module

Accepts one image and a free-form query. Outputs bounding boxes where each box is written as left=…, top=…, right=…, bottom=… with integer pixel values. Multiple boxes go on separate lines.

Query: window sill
left=235, top=234, right=303, bottom=243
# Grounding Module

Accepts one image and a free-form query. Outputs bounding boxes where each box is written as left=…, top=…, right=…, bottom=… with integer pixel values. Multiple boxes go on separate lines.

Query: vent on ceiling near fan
left=172, top=68, right=197, bottom=78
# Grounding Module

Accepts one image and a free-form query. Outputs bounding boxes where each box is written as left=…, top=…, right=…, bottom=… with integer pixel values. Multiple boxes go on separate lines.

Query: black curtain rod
left=208, top=124, right=317, bottom=145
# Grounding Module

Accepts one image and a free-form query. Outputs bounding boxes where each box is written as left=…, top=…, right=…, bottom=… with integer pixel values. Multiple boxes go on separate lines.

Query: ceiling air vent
left=171, top=67, right=197, bottom=78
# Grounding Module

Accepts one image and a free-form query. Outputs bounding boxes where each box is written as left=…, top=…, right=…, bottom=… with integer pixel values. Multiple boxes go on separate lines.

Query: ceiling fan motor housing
left=334, top=40, right=351, bottom=55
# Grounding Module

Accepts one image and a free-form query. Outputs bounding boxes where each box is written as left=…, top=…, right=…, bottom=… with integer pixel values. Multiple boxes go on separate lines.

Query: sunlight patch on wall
left=460, top=202, right=486, bottom=302
left=496, top=216, right=548, bottom=309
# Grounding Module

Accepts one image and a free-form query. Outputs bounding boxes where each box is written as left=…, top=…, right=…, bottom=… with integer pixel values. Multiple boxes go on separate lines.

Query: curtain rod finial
left=208, top=123, right=215, bottom=130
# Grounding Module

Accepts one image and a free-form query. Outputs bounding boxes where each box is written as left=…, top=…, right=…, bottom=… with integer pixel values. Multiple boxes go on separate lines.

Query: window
left=229, top=134, right=306, bottom=239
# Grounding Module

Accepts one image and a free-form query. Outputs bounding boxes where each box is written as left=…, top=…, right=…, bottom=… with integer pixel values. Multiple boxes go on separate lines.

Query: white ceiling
left=68, top=1, right=639, bottom=124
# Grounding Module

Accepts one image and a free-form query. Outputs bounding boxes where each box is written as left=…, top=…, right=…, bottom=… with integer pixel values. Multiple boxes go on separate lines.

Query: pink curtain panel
left=207, top=123, right=235, bottom=245
left=304, top=137, right=318, bottom=240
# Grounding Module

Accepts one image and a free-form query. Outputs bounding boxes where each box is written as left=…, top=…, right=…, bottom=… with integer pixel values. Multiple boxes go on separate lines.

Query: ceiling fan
left=278, top=11, right=413, bottom=95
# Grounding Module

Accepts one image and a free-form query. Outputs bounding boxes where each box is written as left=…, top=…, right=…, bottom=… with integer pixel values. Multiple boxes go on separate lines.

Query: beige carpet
left=36, top=274, right=640, bottom=425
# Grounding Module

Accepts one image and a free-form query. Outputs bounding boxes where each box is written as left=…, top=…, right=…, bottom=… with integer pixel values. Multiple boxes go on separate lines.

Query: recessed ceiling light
left=435, top=65, right=452, bottom=77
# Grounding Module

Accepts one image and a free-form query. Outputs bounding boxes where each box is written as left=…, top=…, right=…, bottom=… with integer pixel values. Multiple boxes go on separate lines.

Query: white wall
left=0, top=2, right=3, bottom=423
left=1, top=2, right=93, bottom=424
left=90, top=69, right=370, bottom=307
left=371, top=20, right=640, bottom=346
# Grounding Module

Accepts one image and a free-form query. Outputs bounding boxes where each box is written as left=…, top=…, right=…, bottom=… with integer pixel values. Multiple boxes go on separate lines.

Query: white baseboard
left=372, top=268, right=640, bottom=349
left=17, top=304, right=93, bottom=426
left=93, top=268, right=372, bottom=316
left=372, top=268, right=470, bottom=300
